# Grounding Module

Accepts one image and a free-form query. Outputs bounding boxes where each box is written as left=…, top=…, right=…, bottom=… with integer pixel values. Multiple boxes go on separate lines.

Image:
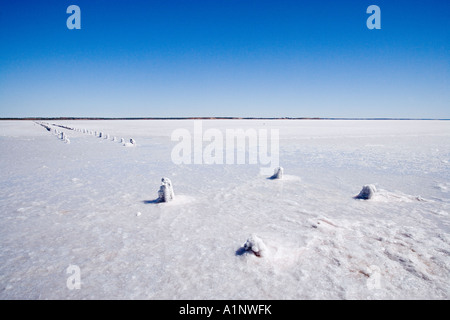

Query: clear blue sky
left=0, top=0, right=448, bottom=118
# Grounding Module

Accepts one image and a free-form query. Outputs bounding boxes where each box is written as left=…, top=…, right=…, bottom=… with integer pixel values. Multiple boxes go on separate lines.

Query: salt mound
left=243, top=234, right=267, bottom=257
left=269, top=167, right=283, bottom=180
left=157, top=177, right=175, bottom=202
left=356, top=184, right=377, bottom=200
left=124, top=138, right=137, bottom=147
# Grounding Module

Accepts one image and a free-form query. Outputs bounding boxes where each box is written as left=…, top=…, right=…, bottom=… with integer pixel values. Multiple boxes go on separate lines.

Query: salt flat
left=0, top=120, right=449, bottom=299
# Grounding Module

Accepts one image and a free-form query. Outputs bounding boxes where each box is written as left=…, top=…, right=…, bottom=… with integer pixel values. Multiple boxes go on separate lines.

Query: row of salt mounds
left=36, top=122, right=69, bottom=143
left=36, top=122, right=51, bottom=132
left=69, top=126, right=135, bottom=147
left=96, top=131, right=135, bottom=147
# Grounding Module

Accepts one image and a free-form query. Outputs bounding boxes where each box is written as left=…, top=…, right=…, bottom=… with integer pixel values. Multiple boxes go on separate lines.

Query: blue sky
left=0, top=0, right=448, bottom=118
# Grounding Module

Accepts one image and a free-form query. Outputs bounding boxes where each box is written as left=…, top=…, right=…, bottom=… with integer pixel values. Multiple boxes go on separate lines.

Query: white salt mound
left=157, top=177, right=175, bottom=202
left=124, top=138, right=137, bottom=147
left=243, top=234, right=267, bottom=257
left=356, top=184, right=377, bottom=200
left=270, top=167, right=284, bottom=179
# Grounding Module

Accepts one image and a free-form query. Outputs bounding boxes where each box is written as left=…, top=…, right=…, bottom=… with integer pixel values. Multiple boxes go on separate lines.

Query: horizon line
left=0, top=117, right=449, bottom=121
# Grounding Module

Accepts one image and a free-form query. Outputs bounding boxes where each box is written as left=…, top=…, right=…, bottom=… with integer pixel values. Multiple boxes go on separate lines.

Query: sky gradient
left=0, top=0, right=448, bottom=118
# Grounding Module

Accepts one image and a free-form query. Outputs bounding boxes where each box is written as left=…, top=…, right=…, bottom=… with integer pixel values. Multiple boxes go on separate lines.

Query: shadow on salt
left=266, top=174, right=301, bottom=182
left=370, top=189, right=431, bottom=203
left=142, top=195, right=195, bottom=206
